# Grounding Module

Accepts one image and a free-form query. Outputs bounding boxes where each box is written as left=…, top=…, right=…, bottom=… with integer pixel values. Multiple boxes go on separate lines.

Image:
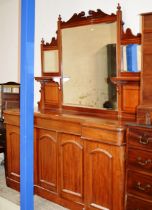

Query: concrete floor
left=0, top=197, right=20, bottom=210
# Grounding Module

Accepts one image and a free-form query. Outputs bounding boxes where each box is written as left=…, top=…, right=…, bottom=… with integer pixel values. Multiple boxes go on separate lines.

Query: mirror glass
left=43, top=50, right=59, bottom=73
left=62, top=22, right=117, bottom=110
left=121, top=44, right=141, bottom=72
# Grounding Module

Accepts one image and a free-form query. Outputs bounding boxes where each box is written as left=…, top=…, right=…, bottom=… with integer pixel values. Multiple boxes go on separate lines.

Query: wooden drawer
left=82, top=126, right=124, bottom=145
left=127, top=127, right=152, bottom=150
left=127, top=170, right=152, bottom=200
left=35, top=117, right=81, bottom=135
left=126, top=195, right=152, bottom=210
left=127, top=148, right=152, bottom=173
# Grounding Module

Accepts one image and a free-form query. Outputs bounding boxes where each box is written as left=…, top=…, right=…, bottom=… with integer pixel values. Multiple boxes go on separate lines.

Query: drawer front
left=127, top=170, right=152, bottom=200
left=127, top=128, right=152, bottom=150
left=35, top=117, right=81, bottom=135
left=127, top=148, right=152, bottom=173
left=82, top=126, right=124, bottom=145
left=126, top=195, right=152, bottom=210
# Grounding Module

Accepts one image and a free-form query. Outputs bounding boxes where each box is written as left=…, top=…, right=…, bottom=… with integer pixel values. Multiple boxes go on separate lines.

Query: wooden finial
left=58, top=15, right=62, bottom=21
left=117, top=3, right=121, bottom=11
left=41, top=38, right=44, bottom=44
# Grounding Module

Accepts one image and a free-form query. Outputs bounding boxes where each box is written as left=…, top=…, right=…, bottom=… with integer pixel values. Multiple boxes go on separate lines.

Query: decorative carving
left=41, top=37, right=57, bottom=47
left=65, top=11, right=86, bottom=23
left=60, top=9, right=116, bottom=28
left=88, top=9, right=115, bottom=19
left=121, top=28, right=141, bottom=44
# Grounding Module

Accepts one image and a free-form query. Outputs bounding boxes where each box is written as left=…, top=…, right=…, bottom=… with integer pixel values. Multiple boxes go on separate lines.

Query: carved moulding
left=59, top=9, right=117, bottom=28
left=121, top=28, right=141, bottom=45
left=41, top=37, right=58, bottom=48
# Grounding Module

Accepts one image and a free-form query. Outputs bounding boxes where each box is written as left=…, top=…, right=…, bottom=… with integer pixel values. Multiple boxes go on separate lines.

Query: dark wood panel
left=127, top=127, right=152, bottom=151
left=143, top=14, right=152, bottom=30
left=59, top=133, right=84, bottom=203
left=127, top=170, right=152, bottom=200
left=127, top=148, right=152, bottom=173
left=85, top=142, right=112, bottom=210
left=84, top=141, right=125, bottom=210
left=126, top=195, right=152, bottom=210
left=137, top=13, right=152, bottom=123
left=122, top=84, right=140, bottom=113
left=6, top=124, right=20, bottom=182
left=36, top=129, right=58, bottom=192
left=143, top=33, right=152, bottom=53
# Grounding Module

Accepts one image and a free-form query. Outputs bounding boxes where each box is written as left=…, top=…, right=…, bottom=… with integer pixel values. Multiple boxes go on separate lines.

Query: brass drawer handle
left=137, top=157, right=152, bottom=166
left=136, top=181, right=151, bottom=192
left=139, top=135, right=149, bottom=145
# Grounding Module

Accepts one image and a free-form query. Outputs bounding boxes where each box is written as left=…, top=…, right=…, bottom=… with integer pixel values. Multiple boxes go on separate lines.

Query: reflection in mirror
left=121, top=44, right=141, bottom=72
left=62, top=22, right=117, bottom=110
left=43, top=50, right=59, bottom=73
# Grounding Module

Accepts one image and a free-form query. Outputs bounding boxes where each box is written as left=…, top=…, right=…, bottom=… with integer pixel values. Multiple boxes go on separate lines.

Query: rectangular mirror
left=43, top=50, right=59, bottom=73
left=41, top=38, right=60, bottom=76
left=62, top=22, right=117, bottom=110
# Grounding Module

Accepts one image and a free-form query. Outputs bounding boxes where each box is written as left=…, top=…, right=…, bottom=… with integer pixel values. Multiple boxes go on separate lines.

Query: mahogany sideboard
left=4, top=6, right=152, bottom=210
left=4, top=109, right=125, bottom=210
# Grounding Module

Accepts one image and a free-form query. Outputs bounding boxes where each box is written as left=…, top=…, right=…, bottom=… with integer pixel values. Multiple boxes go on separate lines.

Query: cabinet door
left=6, top=124, right=20, bottom=182
left=84, top=141, right=124, bottom=210
left=59, top=133, right=84, bottom=203
left=36, top=129, right=58, bottom=193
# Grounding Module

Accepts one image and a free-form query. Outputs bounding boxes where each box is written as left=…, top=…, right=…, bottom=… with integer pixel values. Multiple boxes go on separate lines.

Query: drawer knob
left=137, top=157, right=152, bottom=166
left=136, top=181, right=151, bottom=192
left=139, top=135, right=149, bottom=145
left=0, top=133, right=2, bottom=136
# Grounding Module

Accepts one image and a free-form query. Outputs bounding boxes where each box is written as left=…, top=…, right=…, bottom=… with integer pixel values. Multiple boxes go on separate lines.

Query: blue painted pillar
left=20, top=1, right=35, bottom=210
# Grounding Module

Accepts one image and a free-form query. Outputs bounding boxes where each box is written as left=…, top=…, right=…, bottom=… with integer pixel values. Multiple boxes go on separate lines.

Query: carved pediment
left=41, top=37, right=57, bottom=48
left=121, top=28, right=141, bottom=44
left=59, top=9, right=117, bottom=28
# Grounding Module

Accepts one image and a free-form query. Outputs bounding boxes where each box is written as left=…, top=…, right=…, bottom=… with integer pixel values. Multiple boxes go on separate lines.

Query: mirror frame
left=57, top=4, right=122, bottom=118
left=36, top=4, right=142, bottom=120
left=41, top=37, right=60, bottom=76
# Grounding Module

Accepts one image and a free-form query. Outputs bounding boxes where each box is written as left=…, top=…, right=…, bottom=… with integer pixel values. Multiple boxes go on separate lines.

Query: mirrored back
left=62, top=22, right=117, bottom=109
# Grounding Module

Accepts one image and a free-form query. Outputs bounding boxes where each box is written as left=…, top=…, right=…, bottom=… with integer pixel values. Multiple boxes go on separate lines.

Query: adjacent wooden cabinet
left=4, top=110, right=125, bottom=210
left=125, top=125, right=152, bottom=210
left=6, top=124, right=20, bottom=190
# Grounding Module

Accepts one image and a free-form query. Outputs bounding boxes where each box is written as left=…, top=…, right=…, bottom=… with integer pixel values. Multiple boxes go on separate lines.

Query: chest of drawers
left=126, top=125, right=152, bottom=210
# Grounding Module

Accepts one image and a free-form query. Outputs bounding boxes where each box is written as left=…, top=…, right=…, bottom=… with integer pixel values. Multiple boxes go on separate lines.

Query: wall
left=0, top=0, right=19, bottom=83
left=0, top=0, right=152, bottom=106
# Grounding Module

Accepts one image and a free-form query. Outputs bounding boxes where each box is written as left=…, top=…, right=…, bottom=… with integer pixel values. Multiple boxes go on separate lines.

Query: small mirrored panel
left=62, top=22, right=117, bottom=110
left=43, top=50, right=59, bottom=73
left=121, top=44, right=141, bottom=72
